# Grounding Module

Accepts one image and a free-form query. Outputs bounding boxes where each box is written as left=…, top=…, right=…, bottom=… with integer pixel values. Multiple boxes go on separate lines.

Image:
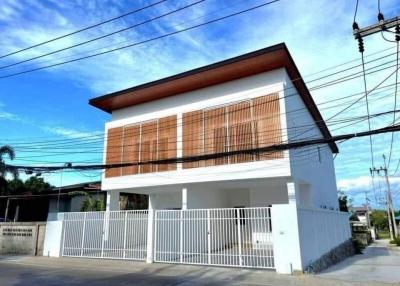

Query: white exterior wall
left=102, top=69, right=291, bottom=192
left=283, top=72, right=339, bottom=210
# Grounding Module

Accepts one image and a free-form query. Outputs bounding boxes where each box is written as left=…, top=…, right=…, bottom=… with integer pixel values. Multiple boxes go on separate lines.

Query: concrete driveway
left=0, top=242, right=399, bottom=286
left=318, top=240, right=400, bottom=284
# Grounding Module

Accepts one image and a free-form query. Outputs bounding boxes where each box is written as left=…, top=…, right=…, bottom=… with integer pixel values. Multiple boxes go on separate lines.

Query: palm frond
left=0, top=145, right=15, bottom=161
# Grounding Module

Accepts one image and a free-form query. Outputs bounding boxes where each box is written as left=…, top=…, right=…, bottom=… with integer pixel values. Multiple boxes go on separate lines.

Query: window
left=105, top=115, right=177, bottom=177
left=182, top=93, right=282, bottom=169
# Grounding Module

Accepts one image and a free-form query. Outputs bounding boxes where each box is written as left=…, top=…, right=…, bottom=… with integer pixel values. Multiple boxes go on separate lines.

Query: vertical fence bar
left=236, top=208, right=242, bottom=267
left=80, top=212, right=87, bottom=257
left=61, top=216, right=66, bottom=256
left=207, top=209, right=211, bottom=265
left=123, top=211, right=128, bottom=258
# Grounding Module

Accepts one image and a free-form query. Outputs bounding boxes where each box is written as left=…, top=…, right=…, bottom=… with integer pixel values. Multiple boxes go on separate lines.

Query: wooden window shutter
left=204, top=107, right=227, bottom=166
left=252, top=93, right=283, bottom=159
left=140, top=121, right=158, bottom=173
left=183, top=110, right=204, bottom=169
left=228, top=101, right=253, bottom=163
left=105, top=127, right=123, bottom=178
left=158, top=115, right=177, bottom=171
left=121, top=125, right=140, bottom=176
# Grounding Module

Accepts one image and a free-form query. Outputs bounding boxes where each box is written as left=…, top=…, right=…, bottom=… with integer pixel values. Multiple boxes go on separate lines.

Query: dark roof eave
left=89, top=43, right=338, bottom=153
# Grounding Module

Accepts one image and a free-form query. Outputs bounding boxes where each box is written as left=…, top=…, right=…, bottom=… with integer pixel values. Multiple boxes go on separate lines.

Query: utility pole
left=353, top=16, right=399, bottom=39
left=364, top=191, right=371, bottom=229
left=383, top=155, right=398, bottom=239
left=370, top=156, right=398, bottom=240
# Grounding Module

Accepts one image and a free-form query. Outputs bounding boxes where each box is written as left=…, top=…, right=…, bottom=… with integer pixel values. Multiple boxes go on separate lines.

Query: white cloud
left=41, top=126, right=102, bottom=139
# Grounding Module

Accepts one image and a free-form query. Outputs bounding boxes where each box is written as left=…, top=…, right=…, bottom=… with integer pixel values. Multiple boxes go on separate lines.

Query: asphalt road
left=0, top=242, right=398, bottom=286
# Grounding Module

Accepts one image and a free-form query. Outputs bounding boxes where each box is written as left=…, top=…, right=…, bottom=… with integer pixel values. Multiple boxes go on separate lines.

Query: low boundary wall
left=0, top=222, right=46, bottom=255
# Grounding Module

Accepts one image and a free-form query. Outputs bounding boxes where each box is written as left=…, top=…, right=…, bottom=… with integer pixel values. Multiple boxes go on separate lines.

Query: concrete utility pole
left=383, top=155, right=399, bottom=239
left=370, top=156, right=398, bottom=240
left=364, top=191, right=371, bottom=228
left=353, top=16, right=399, bottom=39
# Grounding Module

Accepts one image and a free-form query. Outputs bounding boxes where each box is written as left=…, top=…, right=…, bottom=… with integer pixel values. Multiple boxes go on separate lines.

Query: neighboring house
left=45, top=43, right=351, bottom=274
left=48, top=181, right=105, bottom=214
left=0, top=181, right=105, bottom=222
left=349, top=206, right=370, bottom=226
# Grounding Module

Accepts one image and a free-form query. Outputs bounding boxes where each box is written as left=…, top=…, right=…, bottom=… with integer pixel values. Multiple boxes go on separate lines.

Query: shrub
left=390, top=237, right=400, bottom=246
left=352, top=239, right=365, bottom=254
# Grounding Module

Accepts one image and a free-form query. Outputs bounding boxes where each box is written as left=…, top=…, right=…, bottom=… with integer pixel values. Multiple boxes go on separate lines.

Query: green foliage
left=352, top=238, right=365, bottom=254
left=0, top=177, right=53, bottom=196
left=370, top=210, right=389, bottom=230
left=24, top=177, right=52, bottom=194
left=338, top=191, right=351, bottom=212
left=0, top=145, right=17, bottom=180
left=69, top=191, right=105, bottom=212
left=389, top=237, right=400, bottom=246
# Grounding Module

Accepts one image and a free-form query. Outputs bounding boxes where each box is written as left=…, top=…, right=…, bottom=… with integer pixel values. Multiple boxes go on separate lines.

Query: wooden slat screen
left=183, top=110, right=204, bottom=169
left=228, top=101, right=253, bottom=163
left=253, top=93, right=282, bottom=159
left=204, top=107, right=227, bottom=166
left=158, top=115, right=177, bottom=171
left=121, top=125, right=140, bottom=176
left=105, top=127, right=123, bottom=178
left=182, top=93, right=282, bottom=169
left=140, top=121, right=158, bottom=174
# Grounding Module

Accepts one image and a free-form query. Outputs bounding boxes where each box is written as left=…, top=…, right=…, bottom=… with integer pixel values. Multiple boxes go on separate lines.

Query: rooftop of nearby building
left=0, top=181, right=102, bottom=199
left=89, top=43, right=338, bottom=153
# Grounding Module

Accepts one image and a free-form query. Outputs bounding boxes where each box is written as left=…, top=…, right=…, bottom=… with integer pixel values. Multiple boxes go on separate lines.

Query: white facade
left=93, top=67, right=348, bottom=274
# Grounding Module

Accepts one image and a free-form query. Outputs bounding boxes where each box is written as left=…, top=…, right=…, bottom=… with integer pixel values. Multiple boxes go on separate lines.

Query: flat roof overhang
left=89, top=43, right=338, bottom=153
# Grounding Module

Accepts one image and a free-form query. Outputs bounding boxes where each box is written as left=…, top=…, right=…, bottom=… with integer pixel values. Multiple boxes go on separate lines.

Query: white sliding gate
left=154, top=207, right=274, bottom=269
left=61, top=210, right=148, bottom=260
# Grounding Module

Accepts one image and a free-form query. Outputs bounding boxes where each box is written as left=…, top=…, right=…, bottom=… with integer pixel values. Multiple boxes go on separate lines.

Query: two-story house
left=44, top=43, right=351, bottom=274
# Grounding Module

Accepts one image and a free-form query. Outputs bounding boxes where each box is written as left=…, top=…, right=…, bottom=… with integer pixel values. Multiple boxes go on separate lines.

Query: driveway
left=318, top=239, right=400, bottom=284
left=0, top=242, right=399, bottom=286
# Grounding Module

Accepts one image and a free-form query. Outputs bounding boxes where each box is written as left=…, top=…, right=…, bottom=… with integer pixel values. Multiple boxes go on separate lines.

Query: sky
left=0, top=0, right=399, bottom=209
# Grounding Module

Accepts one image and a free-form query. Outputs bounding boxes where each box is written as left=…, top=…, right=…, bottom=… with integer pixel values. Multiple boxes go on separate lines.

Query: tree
left=0, top=145, right=18, bottom=179
left=338, top=191, right=351, bottom=212
left=370, top=210, right=389, bottom=230
left=68, top=191, right=105, bottom=212
left=0, top=145, right=18, bottom=195
left=24, top=177, right=52, bottom=194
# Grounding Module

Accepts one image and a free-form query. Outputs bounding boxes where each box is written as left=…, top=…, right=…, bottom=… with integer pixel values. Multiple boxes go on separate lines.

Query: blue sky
left=0, top=0, right=399, bottom=209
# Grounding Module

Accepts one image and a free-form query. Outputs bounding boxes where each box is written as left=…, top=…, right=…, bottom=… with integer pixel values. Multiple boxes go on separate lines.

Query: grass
left=378, top=230, right=391, bottom=239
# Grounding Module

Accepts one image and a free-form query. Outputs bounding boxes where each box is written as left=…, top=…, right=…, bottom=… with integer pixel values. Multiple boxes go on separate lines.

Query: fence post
left=207, top=209, right=211, bottom=265
left=123, top=211, right=128, bottom=258
left=80, top=213, right=87, bottom=257
left=236, top=208, right=243, bottom=266
left=180, top=210, right=183, bottom=263
left=61, top=215, right=66, bottom=257
left=146, top=208, right=155, bottom=263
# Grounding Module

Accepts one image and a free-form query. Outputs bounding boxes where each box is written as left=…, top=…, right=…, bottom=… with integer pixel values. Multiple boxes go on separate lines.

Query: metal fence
left=61, top=210, right=148, bottom=260
left=154, top=207, right=274, bottom=269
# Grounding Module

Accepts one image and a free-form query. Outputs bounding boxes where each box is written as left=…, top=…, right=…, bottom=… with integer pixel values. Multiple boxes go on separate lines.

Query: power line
left=3, top=62, right=400, bottom=149
left=387, top=40, right=399, bottom=169
left=7, top=123, right=400, bottom=172
left=0, top=0, right=279, bottom=79
left=0, top=0, right=169, bottom=59
left=0, top=0, right=207, bottom=70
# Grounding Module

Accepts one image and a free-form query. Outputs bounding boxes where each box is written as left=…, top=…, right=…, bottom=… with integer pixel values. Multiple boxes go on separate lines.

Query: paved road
left=318, top=240, right=400, bottom=284
left=0, top=242, right=398, bottom=286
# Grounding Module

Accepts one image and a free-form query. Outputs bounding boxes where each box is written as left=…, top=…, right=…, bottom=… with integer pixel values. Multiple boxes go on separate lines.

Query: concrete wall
left=297, top=207, right=352, bottom=268
left=283, top=71, right=339, bottom=210
left=0, top=222, right=46, bottom=255
left=102, top=69, right=291, bottom=192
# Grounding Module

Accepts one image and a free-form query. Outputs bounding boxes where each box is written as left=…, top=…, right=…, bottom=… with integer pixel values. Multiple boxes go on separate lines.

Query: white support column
left=177, top=113, right=183, bottom=170
left=146, top=194, right=156, bottom=263
left=182, top=187, right=187, bottom=210
left=106, top=191, right=120, bottom=211
left=271, top=181, right=303, bottom=274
